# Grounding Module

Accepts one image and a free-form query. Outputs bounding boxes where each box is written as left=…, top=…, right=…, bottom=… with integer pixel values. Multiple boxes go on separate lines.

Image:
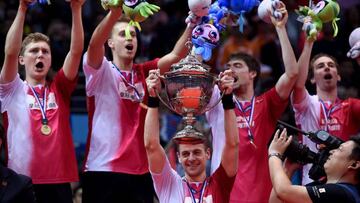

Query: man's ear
left=19, top=55, right=25, bottom=65
left=249, top=70, right=257, bottom=80
left=349, top=161, right=360, bottom=169
left=337, top=74, right=341, bottom=82
left=177, top=152, right=181, bottom=163
left=310, top=77, right=316, bottom=84
left=107, top=38, right=114, bottom=49
left=206, top=148, right=211, bottom=160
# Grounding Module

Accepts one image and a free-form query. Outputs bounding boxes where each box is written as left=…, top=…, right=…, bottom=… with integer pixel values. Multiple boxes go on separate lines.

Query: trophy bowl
left=158, top=53, right=220, bottom=143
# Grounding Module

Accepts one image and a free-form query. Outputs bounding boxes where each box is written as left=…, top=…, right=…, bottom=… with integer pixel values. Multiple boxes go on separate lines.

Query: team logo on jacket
left=118, top=80, right=145, bottom=102
left=27, top=92, right=58, bottom=110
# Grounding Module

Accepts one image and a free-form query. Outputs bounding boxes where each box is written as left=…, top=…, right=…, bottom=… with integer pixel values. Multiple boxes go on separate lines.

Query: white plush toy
left=188, top=0, right=212, bottom=17
left=257, top=0, right=282, bottom=23
left=347, top=28, right=360, bottom=59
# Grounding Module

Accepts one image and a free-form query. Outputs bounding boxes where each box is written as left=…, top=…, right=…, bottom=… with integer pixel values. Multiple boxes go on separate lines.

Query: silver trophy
left=157, top=50, right=222, bottom=143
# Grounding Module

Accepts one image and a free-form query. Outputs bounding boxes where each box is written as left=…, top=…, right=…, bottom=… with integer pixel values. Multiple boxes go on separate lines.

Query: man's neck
left=26, top=78, right=46, bottom=87
left=317, top=87, right=338, bottom=103
left=185, top=173, right=206, bottom=183
left=234, top=85, right=254, bottom=101
left=113, top=57, right=133, bottom=71
left=327, top=173, right=358, bottom=185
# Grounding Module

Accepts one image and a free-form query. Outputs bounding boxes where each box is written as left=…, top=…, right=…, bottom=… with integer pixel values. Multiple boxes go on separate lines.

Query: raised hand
left=269, top=128, right=292, bottom=155
left=20, top=0, right=36, bottom=8
left=270, top=1, right=288, bottom=28
left=219, top=69, right=235, bottom=95
left=146, top=69, right=161, bottom=97
left=70, top=0, right=86, bottom=8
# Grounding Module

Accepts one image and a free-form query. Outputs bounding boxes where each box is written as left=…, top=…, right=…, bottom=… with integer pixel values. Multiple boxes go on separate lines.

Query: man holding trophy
left=144, top=67, right=239, bottom=203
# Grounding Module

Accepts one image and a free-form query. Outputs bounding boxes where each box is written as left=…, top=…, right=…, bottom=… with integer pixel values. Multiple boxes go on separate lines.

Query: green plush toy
left=122, top=0, right=160, bottom=39
left=101, top=0, right=124, bottom=10
left=296, top=0, right=340, bottom=40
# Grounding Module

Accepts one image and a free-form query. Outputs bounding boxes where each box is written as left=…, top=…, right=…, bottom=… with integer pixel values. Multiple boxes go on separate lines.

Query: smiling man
left=0, top=0, right=84, bottom=202
left=81, top=4, right=192, bottom=203
left=144, top=69, right=239, bottom=203
left=292, top=39, right=360, bottom=184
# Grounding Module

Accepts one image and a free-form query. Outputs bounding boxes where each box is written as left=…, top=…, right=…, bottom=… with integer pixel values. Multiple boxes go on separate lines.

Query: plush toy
left=192, top=23, right=220, bottom=61
left=218, top=0, right=260, bottom=32
left=347, top=28, right=360, bottom=59
left=296, top=0, right=340, bottom=41
left=257, top=0, right=283, bottom=24
left=188, top=0, right=212, bottom=17
left=101, top=0, right=123, bottom=10
left=186, top=0, right=211, bottom=29
left=122, top=0, right=160, bottom=39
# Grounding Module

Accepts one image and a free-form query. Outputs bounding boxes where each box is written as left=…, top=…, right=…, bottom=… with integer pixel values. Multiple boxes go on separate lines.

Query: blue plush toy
left=218, top=0, right=260, bottom=32
left=192, top=23, right=220, bottom=61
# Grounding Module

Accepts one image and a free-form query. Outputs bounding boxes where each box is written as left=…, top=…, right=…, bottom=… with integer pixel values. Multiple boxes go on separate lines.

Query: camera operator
left=268, top=128, right=360, bottom=203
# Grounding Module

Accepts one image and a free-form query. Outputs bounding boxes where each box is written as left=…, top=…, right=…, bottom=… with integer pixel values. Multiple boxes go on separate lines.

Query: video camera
left=277, top=120, right=344, bottom=181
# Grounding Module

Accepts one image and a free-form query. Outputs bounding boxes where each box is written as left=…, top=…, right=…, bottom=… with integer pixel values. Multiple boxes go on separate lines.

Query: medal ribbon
left=185, top=179, right=207, bottom=203
left=29, top=85, right=48, bottom=124
left=319, top=99, right=341, bottom=131
left=112, top=63, right=142, bottom=101
left=234, top=96, right=256, bottom=147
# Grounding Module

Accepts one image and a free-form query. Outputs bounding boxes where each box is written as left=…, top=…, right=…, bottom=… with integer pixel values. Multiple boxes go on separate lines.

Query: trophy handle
left=201, top=77, right=224, bottom=113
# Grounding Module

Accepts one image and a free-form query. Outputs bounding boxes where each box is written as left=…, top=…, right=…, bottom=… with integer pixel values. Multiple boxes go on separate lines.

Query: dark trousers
left=33, top=183, right=73, bottom=203
left=82, top=171, right=156, bottom=203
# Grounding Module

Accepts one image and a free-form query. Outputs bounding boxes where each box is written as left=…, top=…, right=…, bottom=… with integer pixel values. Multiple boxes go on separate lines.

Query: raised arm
left=272, top=3, right=298, bottom=100
left=292, top=39, right=314, bottom=104
left=86, top=7, right=122, bottom=69
left=0, top=0, right=32, bottom=84
left=219, top=70, right=239, bottom=177
left=62, top=0, right=85, bottom=81
left=268, top=129, right=312, bottom=203
left=269, top=158, right=302, bottom=203
left=157, top=26, right=192, bottom=74
left=144, top=69, right=166, bottom=173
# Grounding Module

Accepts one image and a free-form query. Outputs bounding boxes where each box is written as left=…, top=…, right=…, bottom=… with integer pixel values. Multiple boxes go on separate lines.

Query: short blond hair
left=20, top=32, right=50, bottom=56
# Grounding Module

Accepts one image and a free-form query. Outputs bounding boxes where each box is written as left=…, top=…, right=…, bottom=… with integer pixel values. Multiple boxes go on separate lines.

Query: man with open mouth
left=292, top=28, right=360, bottom=185
left=0, top=0, right=85, bottom=203
left=81, top=3, right=193, bottom=203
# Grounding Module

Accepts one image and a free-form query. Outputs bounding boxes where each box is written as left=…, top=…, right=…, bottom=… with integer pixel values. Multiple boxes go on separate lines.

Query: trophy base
left=172, top=125, right=206, bottom=144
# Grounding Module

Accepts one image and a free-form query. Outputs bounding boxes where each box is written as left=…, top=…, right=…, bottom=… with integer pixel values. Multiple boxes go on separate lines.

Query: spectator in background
left=0, top=0, right=85, bottom=202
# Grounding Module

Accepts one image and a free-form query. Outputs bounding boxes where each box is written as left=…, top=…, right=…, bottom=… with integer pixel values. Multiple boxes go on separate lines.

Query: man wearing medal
left=144, top=69, right=239, bottom=203
left=292, top=28, right=360, bottom=185
left=0, top=0, right=85, bottom=202
left=81, top=3, right=194, bottom=202
left=205, top=3, right=299, bottom=202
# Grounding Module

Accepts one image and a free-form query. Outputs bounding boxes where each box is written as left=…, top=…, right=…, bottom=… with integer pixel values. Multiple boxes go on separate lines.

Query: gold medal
left=41, top=124, right=52, bottom=136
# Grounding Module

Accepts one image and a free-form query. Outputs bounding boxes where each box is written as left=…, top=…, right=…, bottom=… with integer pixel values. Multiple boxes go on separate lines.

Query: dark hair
left=309, top=53, right=339, bottom=80
left=20, top=32, right=50, bottom=56
left=228, top=52, right=261, bottom=86
left=349, top=134, right=360, bottom=183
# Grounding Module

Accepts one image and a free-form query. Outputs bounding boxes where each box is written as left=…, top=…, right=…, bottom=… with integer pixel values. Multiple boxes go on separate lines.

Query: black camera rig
left=277, top=120, right=343, bottom=181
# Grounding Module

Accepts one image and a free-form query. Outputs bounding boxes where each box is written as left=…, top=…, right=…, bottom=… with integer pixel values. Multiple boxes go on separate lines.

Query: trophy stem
left=183, top=113, right=196, bottom=126
left=172, top=113, right=205, bottom=144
